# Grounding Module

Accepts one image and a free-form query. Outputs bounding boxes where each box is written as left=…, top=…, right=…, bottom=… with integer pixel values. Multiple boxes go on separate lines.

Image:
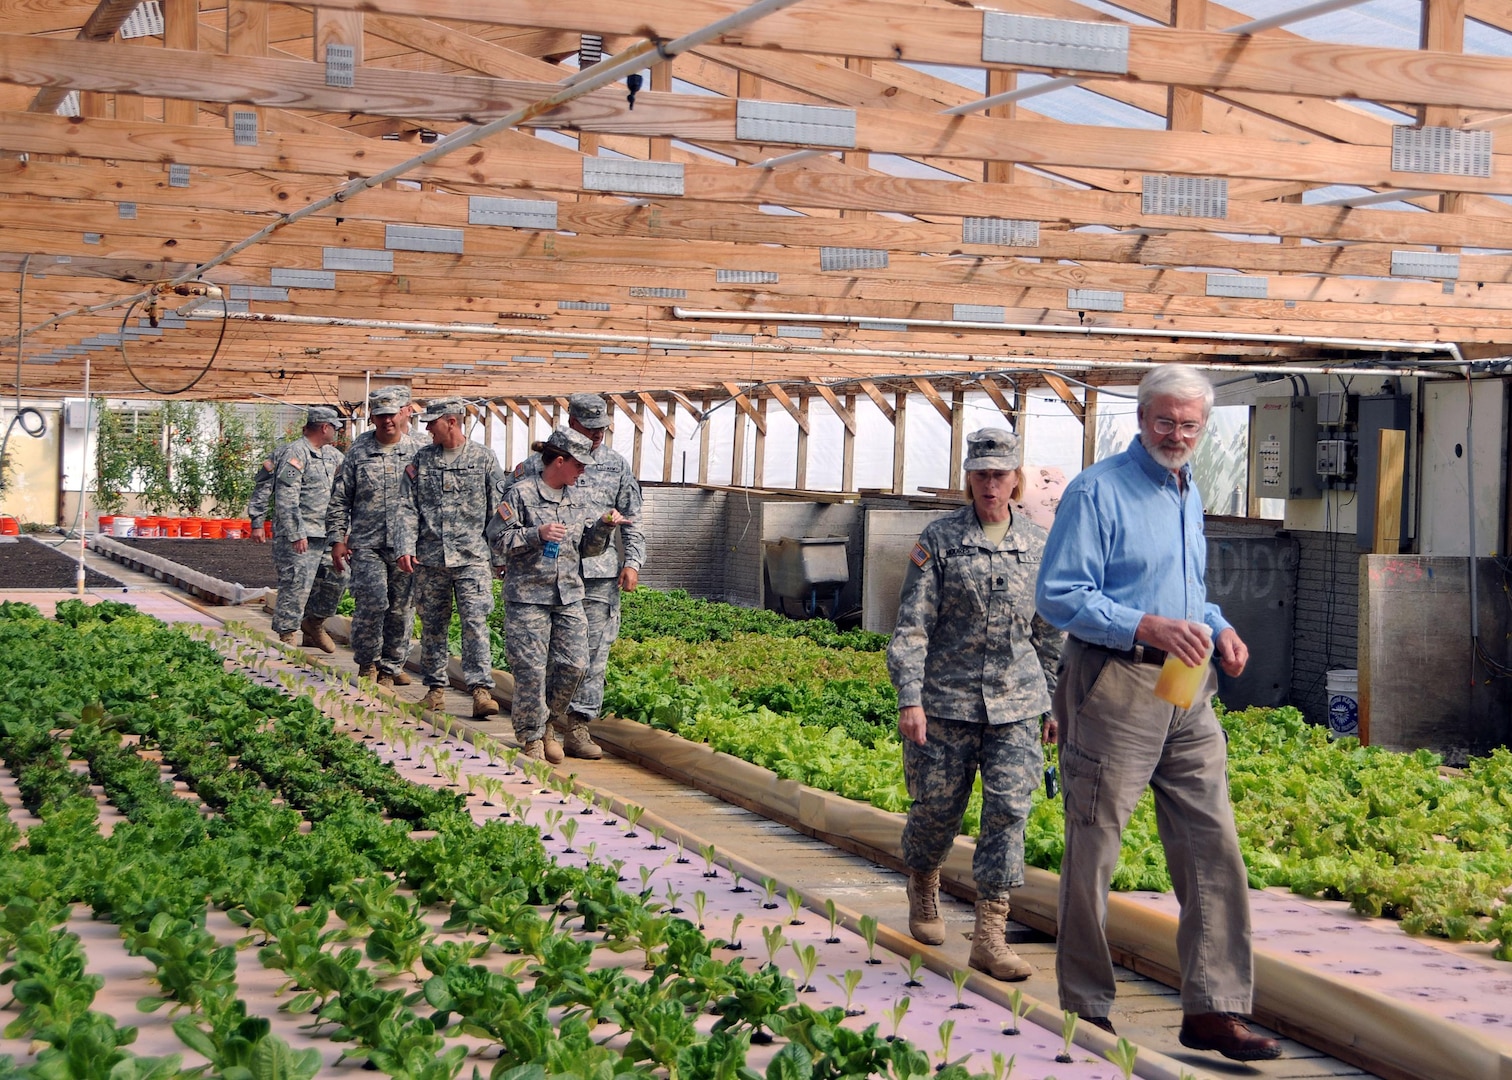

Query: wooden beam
left=841, top=394, right=857, bottom=493
left=766, top=383, right=811, bottom=435
left=975, top=376, right=1019, bottom=429
left=660, top=398, right=676, bottom=483
left=752, top=396, right=767, bottom=489
left=495, top=397, right=530, bottom=425
left=1042, top=373, right=1087, bottom=424
left=731, top=405, right=746, bottom=487
left=632, top=397, right=644, bottom=479
left=720, top=381, right=767, bottom=436
left=636, top=391, right=675, bottom=438
left=697, top=392, right=711, bottom=485
left=813, top=384, right=857, bottom=434
left=1082, top=387, right=1100, bottom=469
left=666, top=389, right=703, bottom=420
left=857, top=378, right=895, bottom=423
left=608, top=393, right=645, bottom=432
left=892, top=389, right=907, bottom=495
left=794, top=393, right=810, bottom=490
left=1373, top=429, right=1407, bottom=555
left=947, top=390, right=965, bottom=493
left=161, top=0, right=198, bottom=126
left=911, top=378, right=953, bottom=424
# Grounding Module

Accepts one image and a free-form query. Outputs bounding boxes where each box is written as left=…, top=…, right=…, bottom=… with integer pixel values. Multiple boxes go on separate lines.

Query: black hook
left=626, top=73, right=643, bottom=110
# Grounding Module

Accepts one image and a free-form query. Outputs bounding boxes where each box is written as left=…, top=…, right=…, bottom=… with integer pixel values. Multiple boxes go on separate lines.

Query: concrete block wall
left=1289, top=528, right=1360, bottom=726
left=637, top=486, right=731, bottom=597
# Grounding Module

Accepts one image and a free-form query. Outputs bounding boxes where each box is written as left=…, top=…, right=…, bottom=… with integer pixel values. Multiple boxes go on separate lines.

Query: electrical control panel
left=1252, top=396, right=1320, bottom=500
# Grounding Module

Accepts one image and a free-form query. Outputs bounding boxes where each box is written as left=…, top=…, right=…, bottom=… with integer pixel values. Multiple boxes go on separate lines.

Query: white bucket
left=110, top=516, right=136, bottom=537
left=1326, top=669, right=1359, bottom=738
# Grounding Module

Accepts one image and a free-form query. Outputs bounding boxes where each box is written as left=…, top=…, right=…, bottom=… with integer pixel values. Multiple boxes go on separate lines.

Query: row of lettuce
left=0, top=600, right=959, bottom=1080
left=603, top=590, right=1512, bottom=960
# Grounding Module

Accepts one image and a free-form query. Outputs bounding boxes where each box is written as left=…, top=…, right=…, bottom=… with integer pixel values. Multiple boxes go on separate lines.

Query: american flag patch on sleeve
left=910, top=542, right=930, bottom=568
left=405, top=464, right=417, bottom=481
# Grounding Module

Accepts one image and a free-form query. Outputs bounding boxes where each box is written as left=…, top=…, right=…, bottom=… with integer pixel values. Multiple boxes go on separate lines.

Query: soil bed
left=0, top=537, right=124, bottom=589
left=117, top=537, right=280, bottom=587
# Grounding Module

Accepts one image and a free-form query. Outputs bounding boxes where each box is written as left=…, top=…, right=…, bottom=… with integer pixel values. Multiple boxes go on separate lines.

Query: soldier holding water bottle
left=1034, top=364, right=1280, bottom=1062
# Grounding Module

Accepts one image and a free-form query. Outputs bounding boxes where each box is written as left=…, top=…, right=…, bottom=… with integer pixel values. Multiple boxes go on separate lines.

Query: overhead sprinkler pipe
left=1, top=0, right=814, bottom=350
left=215, top=311, right=1457, bottom=379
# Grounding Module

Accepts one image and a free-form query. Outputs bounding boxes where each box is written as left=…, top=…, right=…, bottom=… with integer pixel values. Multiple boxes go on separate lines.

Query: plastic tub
left=111, top=516, right=136, bottom=537
left=1326, top=669, right=1359, bottom=738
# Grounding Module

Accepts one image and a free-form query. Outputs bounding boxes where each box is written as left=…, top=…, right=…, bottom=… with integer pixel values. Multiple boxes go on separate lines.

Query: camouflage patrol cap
left=417, top=396, right=467, bottom=423
left=544, top=426, right=596, bottom=465
left=368, top=385, right=410, bottom=416
left=567, top=392, right=610, bottom=429
left=962, top=427, right=1022, bottom=471
left=306, top=405, right=344, bottom=427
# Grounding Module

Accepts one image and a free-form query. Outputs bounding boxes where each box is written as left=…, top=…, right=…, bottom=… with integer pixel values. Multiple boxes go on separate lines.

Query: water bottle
left=543, top=540, right=560, bottom=560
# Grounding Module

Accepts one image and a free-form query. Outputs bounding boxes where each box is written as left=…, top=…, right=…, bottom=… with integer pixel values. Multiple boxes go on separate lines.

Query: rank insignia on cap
left=910, top=542, right=931, bottom=568
left=405, top=464, right=417, bottom=481
left=288, top=456, right=303, bottom=471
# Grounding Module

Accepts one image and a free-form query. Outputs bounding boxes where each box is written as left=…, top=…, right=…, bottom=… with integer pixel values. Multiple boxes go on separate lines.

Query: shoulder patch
left=910, top=542, right=931, bottom=568
left=287, top=456, right=303, bottom=471
left=512, top=462, right=525, bottom=478
left=405, top=463, right=418, bottom=481
left=259, top=458, right=275, bottom=473
left=496, top=503, right=514, bottom=523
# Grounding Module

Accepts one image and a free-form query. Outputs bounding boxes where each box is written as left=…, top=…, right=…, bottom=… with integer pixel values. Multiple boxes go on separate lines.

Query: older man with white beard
left=1034, top=364, right=1280, bottom=1063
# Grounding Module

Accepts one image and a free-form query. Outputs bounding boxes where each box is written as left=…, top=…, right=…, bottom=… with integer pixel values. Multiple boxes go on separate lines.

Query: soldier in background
left=504, top=392, right=645, bottom=759
left=327, top=386, right=421, bottom=687
left=395, top=397, right=509, bottom=719
left=491, top=427, right=629, bottom=762
left=886, top=428, right=1061, bottom=981
left=254, top=405, right=349, bottom=650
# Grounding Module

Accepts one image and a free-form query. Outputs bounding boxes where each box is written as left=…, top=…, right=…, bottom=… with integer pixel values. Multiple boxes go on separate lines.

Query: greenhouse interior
left=2, top=0, right=1512, bottom=1078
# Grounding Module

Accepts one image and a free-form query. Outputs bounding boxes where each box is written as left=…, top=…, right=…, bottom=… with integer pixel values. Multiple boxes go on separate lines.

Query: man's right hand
left=330, top=541, right=351, bottom=573
left=898, top=705, right=928, bottom=746
left=292, top=537, right=308, bottom=555
left=1135, top=614, right=1212, bottom=667
left=539, top=522, right=568, bottom=543
left=397, top=555, right=417, bottom=574
left=252, top=527, right=267, bottom=544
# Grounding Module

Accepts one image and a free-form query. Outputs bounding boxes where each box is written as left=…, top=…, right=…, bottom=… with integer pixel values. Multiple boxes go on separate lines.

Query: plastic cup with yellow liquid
left=1152, top=623, right=1213, bottom=709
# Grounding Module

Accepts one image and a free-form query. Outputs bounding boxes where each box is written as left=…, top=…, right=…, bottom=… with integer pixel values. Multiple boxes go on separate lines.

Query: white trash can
left=1326, top=669, right=1359, bottom=738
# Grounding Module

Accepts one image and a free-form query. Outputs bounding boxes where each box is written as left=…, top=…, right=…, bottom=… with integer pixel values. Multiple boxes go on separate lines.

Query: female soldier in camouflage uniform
left=887, top=428, right=1062, bottom=981
left=491, top=428, right=629, bottom=762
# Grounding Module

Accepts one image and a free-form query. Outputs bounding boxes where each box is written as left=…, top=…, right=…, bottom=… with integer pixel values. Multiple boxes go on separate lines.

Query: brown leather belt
left=1072, top=638, right=1168, bottom=667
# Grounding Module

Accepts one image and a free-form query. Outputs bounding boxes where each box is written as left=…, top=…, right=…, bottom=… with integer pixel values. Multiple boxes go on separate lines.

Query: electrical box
left=1252, top=396, right=1320, bottom=500
left=63, top=398, right=94, bottom=430
left=1315, top=439, right=1351, bottom=478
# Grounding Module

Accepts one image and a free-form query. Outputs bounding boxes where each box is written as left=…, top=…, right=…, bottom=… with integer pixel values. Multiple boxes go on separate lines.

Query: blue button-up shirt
left=1035, top=437, right=1231, bottom=649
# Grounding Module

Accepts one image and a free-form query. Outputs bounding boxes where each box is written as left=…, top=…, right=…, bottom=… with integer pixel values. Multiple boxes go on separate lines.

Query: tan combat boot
left=376, top=672, right=395, bottom=688
left=301, top=617, right=336, bottom=654
left=520, top=739, right=546, bottom=761
left=389, top=669, right=412, bottom=686
left=471, top=687, right=499, bottom=718
left=542, top=728, right=565, bottom=765
left=906, top=870, right=946, bottom=946
left=968, top=898, right=1032, bottom=981
left=420, top=688, right=447, bottom=713
left=356, top=664, right=378, bottom=682
left=559, top=716, right=602, bottom=760
left=277, top=630, right=297, bottom=645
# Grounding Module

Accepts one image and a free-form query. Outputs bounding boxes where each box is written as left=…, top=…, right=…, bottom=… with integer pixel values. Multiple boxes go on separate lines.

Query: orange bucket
left=0, top=516, right=19, bottom=536
left=163, top=519, right=182, bottom=538
left=181, top=518, right=203, bottom=539
left=222, top=518, right=245, bottom=540
left=97, top=515, right=115, bottom=534
left=137, top=517, right=159, bottom=538
left=202, top=519, right=225, bottom=539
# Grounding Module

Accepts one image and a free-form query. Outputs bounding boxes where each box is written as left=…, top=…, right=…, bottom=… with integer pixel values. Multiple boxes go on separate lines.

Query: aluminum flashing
left=1206, top=274, right=1269, bottom=299
left=711, top=333, right=754, bottom=344
left=582, top=158, right=685, bottom=196
left=736, top=100, right=857, bottom=148
left=1391, top=126, right=1492, bottom=178
left=776, top=324, right=825, bottom=338
left=981, top=12, right=1129, bottom=74
left=228, top=285, right=290, bottom=303
left=629, top=287, right=687, bottom=299
left=271, top=268, right=337, bottom=290
left=322, top=247, right=394, bottom=272
left=558, top=301, right=611, bottom=311
left=468, top=197, right=559, bottom=230
left=859, top=320, right=908, bottom=331
left=962, top=217, right=1040, bottom=246
left=324, top=44, right=356, bottom=88
left=385, top=224, right=465, bottom=254
left=1142, top=176, right=1228, bottom=218
left=1068, top=288, right=1125, bottom=311
left=819, top=246, right=888, bottom=271
left=953, top=304, right=1007, bottom=322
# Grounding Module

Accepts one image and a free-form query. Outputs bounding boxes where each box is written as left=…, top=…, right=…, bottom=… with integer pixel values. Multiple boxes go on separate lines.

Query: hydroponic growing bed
left=0, top=598, right=1161, bottom=1080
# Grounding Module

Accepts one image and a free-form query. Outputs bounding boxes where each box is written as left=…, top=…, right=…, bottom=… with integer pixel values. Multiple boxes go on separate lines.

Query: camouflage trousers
left=901, top=714, right=1043, bottom=899
left=413, top=563, right=494, bottom=690
left=505, top=600, right=588, bottom=744
left=348, top=547, right=415, bottom=676
left=271, top=536, right=348, bottom=634
left=569, top=576, right=622, bottom=719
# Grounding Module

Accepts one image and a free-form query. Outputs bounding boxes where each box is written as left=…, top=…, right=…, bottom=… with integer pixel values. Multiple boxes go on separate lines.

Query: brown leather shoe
left=1179, top=1014, right=1281, bottom=1062
left=1082, top=1015, right=1116, bottom=1036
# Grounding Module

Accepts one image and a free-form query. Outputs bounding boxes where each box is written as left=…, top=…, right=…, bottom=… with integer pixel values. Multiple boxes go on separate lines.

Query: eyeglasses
left=1150, top=418, right=1205, bottom=438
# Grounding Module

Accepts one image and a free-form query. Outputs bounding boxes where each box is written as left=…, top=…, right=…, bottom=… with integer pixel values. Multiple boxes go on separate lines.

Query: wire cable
left=116, top=284, right=229, bottom=395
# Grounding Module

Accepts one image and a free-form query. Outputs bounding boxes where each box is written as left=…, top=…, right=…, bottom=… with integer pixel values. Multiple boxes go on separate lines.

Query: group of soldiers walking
left=250, top=389, right=645, bottom=762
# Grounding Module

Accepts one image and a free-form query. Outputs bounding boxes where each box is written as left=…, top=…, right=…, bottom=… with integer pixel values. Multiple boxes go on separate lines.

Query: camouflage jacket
left=887, top=504, right=1062, bottom=725
left=505, top=443, right=645, bottom=578
left=325, top=430, right=422, bottom=550
left=488, top=475, right=615, bottom=605
left=394, top=441, right=508, bottom=569
left=251, top=436, right=343, bottom=541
